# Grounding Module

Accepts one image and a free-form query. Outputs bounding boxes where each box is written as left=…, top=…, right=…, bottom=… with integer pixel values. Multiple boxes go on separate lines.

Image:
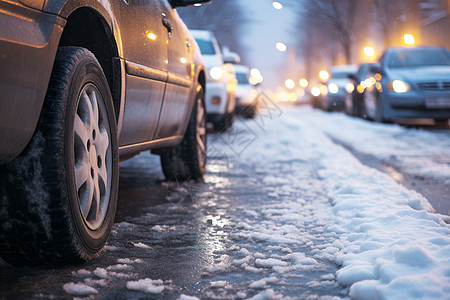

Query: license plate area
left=426, top=98, right=450, bottom=108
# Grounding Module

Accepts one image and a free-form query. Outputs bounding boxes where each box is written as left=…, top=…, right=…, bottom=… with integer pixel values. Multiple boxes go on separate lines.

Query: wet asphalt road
left=0, top=112, right=449, bottom=299
left=0, top=130, right=347, bottom=299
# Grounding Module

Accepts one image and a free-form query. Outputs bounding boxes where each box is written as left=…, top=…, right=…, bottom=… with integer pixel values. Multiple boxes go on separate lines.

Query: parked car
left=323, top=65, right=358, bottom=111
left=191, top=30, right=237, bottom=131
left=364, top=46, right=450, bottom=123
left=234, top=64, right=259, bottom=118
left=0, top=0, right=210, bottom=265
left=345, top=63, right=377, bottom=118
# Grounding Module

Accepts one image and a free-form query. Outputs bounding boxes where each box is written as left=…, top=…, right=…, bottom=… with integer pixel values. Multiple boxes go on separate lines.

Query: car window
left=236, top=72, right=249, bottom=84
left=331, top=72, right=352, bottom=79
left=195, top=38, right=216, bottom=55
left=388, top=49, right=450, bottom=68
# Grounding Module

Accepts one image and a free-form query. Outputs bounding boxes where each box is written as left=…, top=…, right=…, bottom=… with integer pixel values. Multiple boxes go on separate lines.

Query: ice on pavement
left=61, top=105, right=449, bottom=299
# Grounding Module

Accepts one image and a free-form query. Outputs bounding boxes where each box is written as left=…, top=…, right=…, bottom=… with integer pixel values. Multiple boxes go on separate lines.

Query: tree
left=177, top=1, right=248, bottom=62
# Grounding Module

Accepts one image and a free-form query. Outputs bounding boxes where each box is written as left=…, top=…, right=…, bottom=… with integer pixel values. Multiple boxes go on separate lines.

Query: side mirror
left=223, top=52, right=241, bottom=64
left=170, top=0, right=211, bottom=8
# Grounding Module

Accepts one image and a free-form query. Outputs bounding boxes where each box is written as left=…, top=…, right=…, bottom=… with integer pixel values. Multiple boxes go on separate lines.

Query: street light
left=403, top=34, right=415, bottom=46
left=285, top=79, right=295, bottom=89
left=272, top=1, right=283, bottom=9
left=363, top=46, right=375, bottom=57
left=319, top=70, right=329, bottom=81
left=276, top=42, right=287, bottom=52
left=299, top=78, right=308, bottom=88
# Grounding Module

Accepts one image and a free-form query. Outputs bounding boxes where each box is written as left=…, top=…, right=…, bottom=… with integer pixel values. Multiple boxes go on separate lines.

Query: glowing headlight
left=328, top=83, right=339, bottom=94
left=210, top=66, right=223, bottom=81
left=345, top=83, right=355, bottom=93
left=392, top=80, right=410, bottom=93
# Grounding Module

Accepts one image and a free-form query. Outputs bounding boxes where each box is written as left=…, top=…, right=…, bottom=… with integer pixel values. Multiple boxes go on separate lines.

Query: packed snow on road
left=58, top=104, right=449, bottom=299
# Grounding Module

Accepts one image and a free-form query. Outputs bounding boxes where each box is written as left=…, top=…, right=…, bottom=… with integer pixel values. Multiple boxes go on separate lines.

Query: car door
left=115, top=0, right=170, bottom=146
left=153, top=1, right=195, bottom=139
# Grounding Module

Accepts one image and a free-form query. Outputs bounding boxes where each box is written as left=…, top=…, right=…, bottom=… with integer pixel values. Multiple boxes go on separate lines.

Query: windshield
left=195, top=39, right=216, bottom=55
left=236, top=72, right=249, bottom=84
left=387, top=49, right=450, bottom=68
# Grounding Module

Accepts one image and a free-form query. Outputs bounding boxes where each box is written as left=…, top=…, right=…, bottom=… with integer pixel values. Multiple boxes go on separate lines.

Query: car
left=191, top=30, right=237, bottom=131
left=233, top=64, right=259, bottom=118
left=324, top=64, right=358, bottom=111
left=0, top=0, right=210, bottom=265
left=345, top=63, right=377, bottom=118
left=364, top=46, right=450, bottom=123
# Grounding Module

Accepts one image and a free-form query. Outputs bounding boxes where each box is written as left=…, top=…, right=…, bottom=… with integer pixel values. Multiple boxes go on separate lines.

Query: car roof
left=330, top=64, right=358, bottom=73
left=190, top=29, right=215, bottom=40
left=233, top=64, right=250, bottom=73
left=385, top=46, right=448, bottom=53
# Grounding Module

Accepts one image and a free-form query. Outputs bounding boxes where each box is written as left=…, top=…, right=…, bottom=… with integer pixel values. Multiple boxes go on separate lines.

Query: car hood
left=387, top=66, right=450, bottom=83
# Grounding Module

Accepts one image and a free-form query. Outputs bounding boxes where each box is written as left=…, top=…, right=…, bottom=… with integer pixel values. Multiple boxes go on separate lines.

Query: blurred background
left=178, top=0, right=450, bottom=96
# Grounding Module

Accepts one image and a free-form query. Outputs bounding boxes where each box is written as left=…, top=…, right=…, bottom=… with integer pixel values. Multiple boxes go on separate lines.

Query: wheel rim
left=73, top=83, right=112, bottom=230
left=196, top=91, right=207, bottom=166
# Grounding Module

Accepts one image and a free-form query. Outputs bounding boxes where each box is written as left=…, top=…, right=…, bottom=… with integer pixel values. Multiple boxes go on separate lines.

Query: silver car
left=0, top=0, right=209, bottom=265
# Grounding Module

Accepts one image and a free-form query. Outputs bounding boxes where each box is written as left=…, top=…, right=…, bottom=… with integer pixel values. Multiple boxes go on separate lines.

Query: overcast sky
left=238, top=0, right=298, bottom=90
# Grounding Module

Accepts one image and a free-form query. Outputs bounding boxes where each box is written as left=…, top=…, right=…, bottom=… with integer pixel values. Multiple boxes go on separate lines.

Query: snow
left=62, top=282, right=98, bottom=296
left=217, top=106, right=450, bottom=299
left=126, top=278, right=166, bottom=294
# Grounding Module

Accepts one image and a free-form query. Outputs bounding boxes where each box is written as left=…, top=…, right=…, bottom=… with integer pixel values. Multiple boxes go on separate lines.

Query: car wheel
left=161, top=83, right=207, bottom=181
left=375, top=96, right=386, bottom=123
left=0, top=46, right=118, bottom=265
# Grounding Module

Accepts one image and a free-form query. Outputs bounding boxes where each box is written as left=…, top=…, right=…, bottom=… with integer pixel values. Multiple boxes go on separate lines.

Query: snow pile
left=228, top=106, right=450, bottom=299
left=304, top=108, right=450, bottom=184
left=126, top=278, right=166, bottom=294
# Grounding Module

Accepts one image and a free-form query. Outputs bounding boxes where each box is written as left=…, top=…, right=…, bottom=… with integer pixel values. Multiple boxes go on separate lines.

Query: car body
left=233, top=64, right=259, bottom=118
left=364, top=46, right=450, bottom=123
left=191, top=29, right=237, bottom=130
left=324, top=64, right=358, bottom=111
left=345, top=63, right=377, bottom=118
left=0, top=0, right=209, bottom=264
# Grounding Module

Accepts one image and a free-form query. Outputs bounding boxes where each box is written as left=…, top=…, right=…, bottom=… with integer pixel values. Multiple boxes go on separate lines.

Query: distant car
left=324, top=65, right=358, bottom=111
left=191, top=30, right=237, bottom=131
left=0, top=0, right=209, bottom=265
left=364, top=46, right=450, bottom=123
left=234, top=64, right=259, bottom=118
left=345, top=63, right=377, bottom=118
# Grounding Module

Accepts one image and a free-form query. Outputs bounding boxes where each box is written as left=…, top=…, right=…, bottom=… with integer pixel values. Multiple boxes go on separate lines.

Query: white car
left=234, top=65, right=259, bottom=118
left=191, top=30, right=237, bottom=131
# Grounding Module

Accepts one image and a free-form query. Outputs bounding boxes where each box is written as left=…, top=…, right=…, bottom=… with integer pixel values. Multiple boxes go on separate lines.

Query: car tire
left=375, top=96, right=387, bottom=123
left=161, top=83, right=207, bottom=181
left=0, top=46, right=118, bottom=265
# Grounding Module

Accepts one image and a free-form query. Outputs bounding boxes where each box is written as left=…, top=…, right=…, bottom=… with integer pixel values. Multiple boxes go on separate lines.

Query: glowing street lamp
left=272, top=1, right=283, bottom=9
left=403, top=34, right=415, bottom=46
left=299, top=78, right=308, bottom=88
left=363, top=46, right=375, bottom=57
left=285, top=79, right=295, bottom=89
left=276, top=42, right=287, bottom=52
left=319, top=70, right=329, bottom=81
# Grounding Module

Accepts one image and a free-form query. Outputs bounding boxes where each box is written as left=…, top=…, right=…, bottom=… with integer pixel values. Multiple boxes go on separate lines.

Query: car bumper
left=383, top=91, right=450, bottom=120
left=205, top=80, right=228, bottom=116
left=0, top=3, right=64, bottom=163
left=327, top=93, right=346, bottom=109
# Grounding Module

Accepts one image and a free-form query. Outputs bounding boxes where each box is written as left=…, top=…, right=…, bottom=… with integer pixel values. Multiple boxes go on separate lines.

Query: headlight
left=391, top=80, right=410, bottom=93
left=210, top=66, right=223, bottom=81
left=328, top=83, right=339, bottom=94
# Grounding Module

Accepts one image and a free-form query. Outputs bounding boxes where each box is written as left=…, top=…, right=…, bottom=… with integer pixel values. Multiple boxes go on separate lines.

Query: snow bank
left=231, top=106, right=450, bottom=299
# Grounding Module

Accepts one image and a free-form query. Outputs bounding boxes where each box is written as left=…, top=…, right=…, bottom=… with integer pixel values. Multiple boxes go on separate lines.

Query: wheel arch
left=58, top=7, right=124, bottom=131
